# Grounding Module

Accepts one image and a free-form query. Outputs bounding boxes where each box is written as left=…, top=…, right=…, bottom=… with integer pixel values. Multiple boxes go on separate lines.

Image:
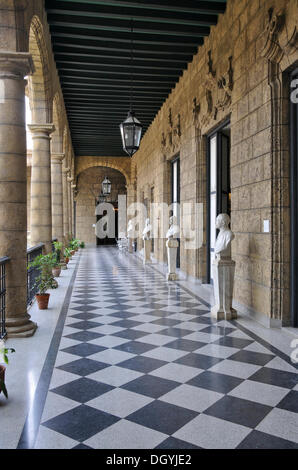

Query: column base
left=211, top=306, right=237, bottom=321
left=167, top=273, right=178, bottom=281
left=6, top=315, right=38, bottom=338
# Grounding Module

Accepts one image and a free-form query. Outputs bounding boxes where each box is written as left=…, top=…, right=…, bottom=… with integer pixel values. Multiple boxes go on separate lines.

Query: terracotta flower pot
left=36, top=293, right=50, bottom=310
left=52, top=266, right=61, bottom=278
left=0, top=365, right=5, bottom=394
left=65, top=258, right=69, bottom=264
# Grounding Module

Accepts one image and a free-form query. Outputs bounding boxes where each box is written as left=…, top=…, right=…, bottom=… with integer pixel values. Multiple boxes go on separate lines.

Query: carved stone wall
left=132, top=0, right=298, bottom=326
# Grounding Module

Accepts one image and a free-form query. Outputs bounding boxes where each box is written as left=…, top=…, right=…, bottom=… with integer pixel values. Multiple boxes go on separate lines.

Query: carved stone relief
left=161, top=108, right=182, bottom=157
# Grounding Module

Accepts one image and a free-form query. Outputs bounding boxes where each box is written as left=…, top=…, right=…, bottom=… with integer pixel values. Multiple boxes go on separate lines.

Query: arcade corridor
left=9, top=247, right=298, bottom=449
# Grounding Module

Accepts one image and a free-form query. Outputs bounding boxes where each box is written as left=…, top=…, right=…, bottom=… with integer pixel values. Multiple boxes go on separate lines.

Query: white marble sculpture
left=127, top=219, right=134, bottom=253
left=142, top=218, right=152, bottom=264
left=211, top=213, right=237, bottom=320
left=166, top=215, right=180, bottom=281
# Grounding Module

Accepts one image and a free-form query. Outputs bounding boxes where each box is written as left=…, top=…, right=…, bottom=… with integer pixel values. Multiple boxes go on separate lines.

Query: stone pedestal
left=143, top=239, right=151, bottom=264
left=166, top=239, right=179, bottom=281
left=29, top=123, right=55, bottom=253
left=211, top=256, right=237, bottom=321
left=0, top=52, right=37, bottom=337
left=51, top=153, right=64, bottom=242
left=128, top=238, right=133, bottom=253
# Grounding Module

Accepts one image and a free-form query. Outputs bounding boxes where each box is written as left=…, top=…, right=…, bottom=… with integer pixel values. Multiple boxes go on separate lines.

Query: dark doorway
left=207, top=121, right=231, bottom=283
left=96, top=203, right=118, bottom=246
left=290, top=67, right=298, bottom=327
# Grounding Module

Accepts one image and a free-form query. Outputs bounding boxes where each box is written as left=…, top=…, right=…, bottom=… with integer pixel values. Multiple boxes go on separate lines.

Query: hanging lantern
left=120, top=110, right=143, bottom=157
left=102, top=176, right=111, bottom=196
left=119, top=20, right=143, bottom=156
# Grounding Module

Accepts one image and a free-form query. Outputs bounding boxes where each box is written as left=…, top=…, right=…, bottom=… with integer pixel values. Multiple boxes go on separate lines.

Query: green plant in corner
left=0, top=340, right=15, bottom=399
left=80, top=241, right=85, bottom=249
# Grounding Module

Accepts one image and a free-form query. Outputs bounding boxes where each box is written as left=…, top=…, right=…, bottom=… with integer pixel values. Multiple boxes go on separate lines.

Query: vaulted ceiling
left=45, top=0, right=227, bottom=156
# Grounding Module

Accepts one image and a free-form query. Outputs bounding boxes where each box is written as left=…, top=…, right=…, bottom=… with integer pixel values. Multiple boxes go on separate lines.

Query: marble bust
left=142, top=218, right=152, bottom=240
left=127, top=219, right=133, bottom=238
left=214, top=213, right=234, bottom=257
left=166, top=215, right=180, bottom=240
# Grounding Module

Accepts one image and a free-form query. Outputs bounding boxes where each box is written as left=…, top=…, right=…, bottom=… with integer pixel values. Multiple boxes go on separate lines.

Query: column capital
left=0, top=52, right=34, bottom=79
left=28, top=123, right=55, bottom=138
left=51, top=153, right=65, bottom=164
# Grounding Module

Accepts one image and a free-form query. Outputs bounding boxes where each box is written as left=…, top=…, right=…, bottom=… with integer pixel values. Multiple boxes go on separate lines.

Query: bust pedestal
left=211, top=252, right=237, bottom=321
left=166, top=239, right=179, bottom=281
left=128, top=237, right=133, bottom=253
left=143, top=239, right=151, bottom=264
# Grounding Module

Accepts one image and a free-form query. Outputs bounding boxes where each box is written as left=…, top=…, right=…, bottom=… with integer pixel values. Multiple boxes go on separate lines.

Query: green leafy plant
left=64, top=247, right=72, bottom=259
left=80, top=241, right=85, bottom=249
left=69, top=239, right=80, bottom=251
left=53, top=241, right=63, bottom=264
left=28, top=254, right=58, bottom=295
left=34, top=274, right=57, bottom=295
left=0, top=341, right=15, bottom=399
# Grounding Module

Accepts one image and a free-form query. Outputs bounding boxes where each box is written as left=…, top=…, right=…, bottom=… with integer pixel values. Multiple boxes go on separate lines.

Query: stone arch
left=76, top=157, right=131, bottom=187
left=51, top=92, right=63, bottom=153
left=28, top=15, right=52, bottom=123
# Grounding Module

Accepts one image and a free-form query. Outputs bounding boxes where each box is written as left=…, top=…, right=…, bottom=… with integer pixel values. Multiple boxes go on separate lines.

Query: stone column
left=0, top=52, right=37, bottom=337
left=62, top=166, right=70, bottom=242
left=29, top=123, right=55, bottom=252
left=51, top=153, right=64, bottom=241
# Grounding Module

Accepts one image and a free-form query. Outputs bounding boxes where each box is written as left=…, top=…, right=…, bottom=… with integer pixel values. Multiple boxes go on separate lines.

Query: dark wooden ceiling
left=45, top=0, right=227, bottom=156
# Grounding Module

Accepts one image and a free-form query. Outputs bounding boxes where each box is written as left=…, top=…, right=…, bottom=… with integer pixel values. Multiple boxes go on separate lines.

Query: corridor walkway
left=21, top=247, right=298, bottom=449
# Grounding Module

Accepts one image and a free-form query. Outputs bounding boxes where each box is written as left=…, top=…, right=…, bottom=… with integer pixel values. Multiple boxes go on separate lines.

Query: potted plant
left=80, top=241, right=85, bottom=249
left=64, top=247, right=71, bottom=265
left=69, top=238, right=80, bottom=254
left=0, top=340, right=15, bottom=399
left=52, top=241, right=63, bottom=277
left=28, top=254, right=58, bottom=310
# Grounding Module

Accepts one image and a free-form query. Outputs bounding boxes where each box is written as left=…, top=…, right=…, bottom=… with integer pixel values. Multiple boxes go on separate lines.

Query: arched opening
left=28, top=16, right=51, bottom=124
left=76, top=167, right=127, bottom=245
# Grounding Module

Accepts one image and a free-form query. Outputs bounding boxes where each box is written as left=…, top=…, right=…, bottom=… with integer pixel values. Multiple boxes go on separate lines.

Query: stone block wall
left=131, top=0, right=298, bottom=326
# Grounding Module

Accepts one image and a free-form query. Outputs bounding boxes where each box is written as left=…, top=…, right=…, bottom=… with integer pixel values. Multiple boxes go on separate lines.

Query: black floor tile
left=228, top=350, right=275, bottom=366
left=118, top=356, right=167, bottom=373
left=115, top=341, right=156, bottom=355
left=249, top=367, right=298, bottom=389
left=57, top=358, right=109, bottom=376
left=156, top=437, right=201, bottom=449
left=61, top=343, right=106, bottom=358
left=51, top=377, right=113, bottom=403
left=204, top=395, right=272, bottom=429
left=277, top=390, right=298, bottom=413
left=214, top=336, right=254, bottom=349
left=127, top=400, right=198, bottom=435
left=158, top=327, right=194, bottom=338
left=64, top=330, right=103, bottom=343
left=122, top=374, right=180, bottom=398
left=175, top=353, right=223, bottom=370
left=187, top=371, right=242, bottom=394
left=237, top=430, right=298, bottom=449
left=68, top=321, right=103, bottom=330
left=113, top=329, right=150, bottom=340
left=166, top=339, right=206, bottom=352
left=43, top=405, right=119, bottom=442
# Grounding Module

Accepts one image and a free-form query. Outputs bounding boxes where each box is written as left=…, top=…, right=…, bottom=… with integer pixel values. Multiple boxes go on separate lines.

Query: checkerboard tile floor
left=34, top=247, right=298, bottom=449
